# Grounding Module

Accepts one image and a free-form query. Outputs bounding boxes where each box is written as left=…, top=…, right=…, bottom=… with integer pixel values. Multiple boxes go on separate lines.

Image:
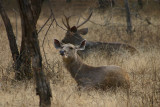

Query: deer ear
left=78, top=28, right=88, bottom=35
left=70, top=26, right=77, bottom=33
left=77, top=40, right=86, bottom=50
left=54, top=39, right=62, bottom=49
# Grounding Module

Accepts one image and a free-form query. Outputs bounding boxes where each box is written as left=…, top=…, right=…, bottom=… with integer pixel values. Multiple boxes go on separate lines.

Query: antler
left=62, top=14, right=71, bottom=30
left=62, top=18, right=68, bottom=28
left=77, top=12, right=93, bottom=28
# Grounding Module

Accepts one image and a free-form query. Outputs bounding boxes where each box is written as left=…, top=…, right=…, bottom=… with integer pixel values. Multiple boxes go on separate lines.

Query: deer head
left=54, top=39, right=86, bottom=59
left=61, top=12, right=92, bottom=45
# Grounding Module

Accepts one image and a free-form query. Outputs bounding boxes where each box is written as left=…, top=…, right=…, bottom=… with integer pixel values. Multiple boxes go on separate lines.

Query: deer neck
left=62, top=55, right=84, bottom=79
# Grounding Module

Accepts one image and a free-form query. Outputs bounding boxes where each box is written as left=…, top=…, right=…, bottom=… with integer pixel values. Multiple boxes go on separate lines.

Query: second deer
left=61, top=12, right=139, bottom=58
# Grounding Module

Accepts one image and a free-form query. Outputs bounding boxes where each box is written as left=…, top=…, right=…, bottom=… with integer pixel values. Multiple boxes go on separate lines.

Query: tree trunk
left=17, top=0, right=52, bottom=106
left=98, top=0, right=115, bottom=8
left=138, top=0, right=143, bottom=9
left=0, top=0, right=33, bottom=80
left=0, top=1, right=52, bottom=105
left=0, top=0, right=22, bottom=75
left=17, top=3, right=32, bottom=80
left=124, top=0, right=132, bottom=34
left=110, top=0, right=115, bottom=7
left=66, top=0, right=71, bottom=3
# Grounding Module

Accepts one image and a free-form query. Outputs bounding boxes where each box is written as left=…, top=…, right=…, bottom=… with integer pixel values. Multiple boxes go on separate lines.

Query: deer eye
left=69, top=47, right=73, bottom=50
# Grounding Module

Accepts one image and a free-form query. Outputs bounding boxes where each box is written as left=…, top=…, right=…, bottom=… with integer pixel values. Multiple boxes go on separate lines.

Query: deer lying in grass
left=54, top=39, right=130, bottom=90
left=61, top=12, right=138, bottom=58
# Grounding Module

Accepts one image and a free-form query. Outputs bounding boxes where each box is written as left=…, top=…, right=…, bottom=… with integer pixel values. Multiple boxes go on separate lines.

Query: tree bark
left=98, top=0, right=115, bottom=8
left=17, top=0, right=32, bottom=80
left=0, top=0, right=21, bottom=73
left=138, top=0, right=143, bottom=9
left=66, top=0, right=71, bottom=3
left=17, top=0, right=52, bottom=106
left=124, top=0, right=133, bottom=34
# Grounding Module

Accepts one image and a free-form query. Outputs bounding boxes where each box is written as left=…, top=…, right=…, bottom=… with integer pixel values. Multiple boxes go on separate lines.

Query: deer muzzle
left=59, top=50, right=65, bottom=56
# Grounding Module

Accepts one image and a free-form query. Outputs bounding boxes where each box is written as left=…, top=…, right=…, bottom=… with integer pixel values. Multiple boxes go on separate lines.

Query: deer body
left=54, top=39, right=130, bottom=90
left=78, top=41, right=138, bottom=57
left=63, top=56, right=130, bottom=89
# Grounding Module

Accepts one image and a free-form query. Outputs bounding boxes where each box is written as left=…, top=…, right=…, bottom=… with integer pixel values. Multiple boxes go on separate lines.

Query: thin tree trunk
left=98, top=0, right=115, bottom=8
left=138, top=0, right=143, bottom=9
left=66, top=0, right=71, bottom=3
left=17, top=0, right=52, bottom=106
left=111, top=0, right=115, bottom=7
left=124, top=0, right=132, bottom=34
left=0, top=0, right=21, bottom=72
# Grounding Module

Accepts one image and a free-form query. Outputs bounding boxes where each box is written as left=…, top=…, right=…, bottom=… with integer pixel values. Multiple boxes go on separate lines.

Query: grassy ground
left=0, top=2, right=160, bottom=107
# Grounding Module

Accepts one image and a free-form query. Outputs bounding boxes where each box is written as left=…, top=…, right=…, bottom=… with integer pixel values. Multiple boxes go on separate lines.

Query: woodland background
left=0, top=0, right=160, bottom=107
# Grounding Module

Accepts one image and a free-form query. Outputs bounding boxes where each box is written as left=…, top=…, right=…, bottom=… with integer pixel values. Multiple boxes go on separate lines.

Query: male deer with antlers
left=54, top=39, right=130, bottom=90
left=61, top=12, right=138, bottom=58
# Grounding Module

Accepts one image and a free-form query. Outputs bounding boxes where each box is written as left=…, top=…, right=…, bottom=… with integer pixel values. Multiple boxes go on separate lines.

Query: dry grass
left=0, top=5, right=160, bottom=107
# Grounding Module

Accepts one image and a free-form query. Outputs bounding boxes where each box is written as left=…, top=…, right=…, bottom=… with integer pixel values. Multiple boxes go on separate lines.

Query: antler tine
left=62, top=18, right=68, bottom=29
left=64, top=14, right=71, bottom=30
left=77, top=12, right=93, bottom=28
left=76, top=16, right=81, bottom=26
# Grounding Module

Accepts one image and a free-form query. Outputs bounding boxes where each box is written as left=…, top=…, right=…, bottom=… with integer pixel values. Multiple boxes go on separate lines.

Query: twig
left=47, top=0, right=67, bottom=31
left=42, top=17, right=54, bottom=68
left=38, top=13, right=52, bottom=34
left=76, top=16, right=81, bottom=26
left=81, top=16, right=108, bottom=26
left=38, top=0, right=67, bottom=35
